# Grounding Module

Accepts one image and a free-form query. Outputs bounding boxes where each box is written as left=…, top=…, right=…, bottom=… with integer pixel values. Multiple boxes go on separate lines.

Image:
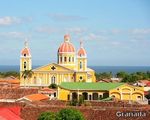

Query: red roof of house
left=24, top=94, right=49, bottom=102
left=138, top=80, right=150, bottom=84
left=0, top=107, right=21, bottom=120
left=40, top=88, right=55, bottom=94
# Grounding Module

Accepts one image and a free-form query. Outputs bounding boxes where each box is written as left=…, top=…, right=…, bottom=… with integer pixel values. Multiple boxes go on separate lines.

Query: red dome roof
left=58, top=34, right=75, bottom=53
left=21, top=48, right=31, bottom=56
left=77, top=47, right=86, bottom=57
left=58, top=42, right=75, bottom=53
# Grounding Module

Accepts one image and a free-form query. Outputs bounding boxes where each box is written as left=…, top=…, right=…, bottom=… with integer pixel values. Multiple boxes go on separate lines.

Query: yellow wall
left=58, top=88, right=70, bottom=100
left=58, top=84, right=144, bottom=101
left=109, top=84, right=144, bottom=101
left=77, top=58, right=87, bottom=71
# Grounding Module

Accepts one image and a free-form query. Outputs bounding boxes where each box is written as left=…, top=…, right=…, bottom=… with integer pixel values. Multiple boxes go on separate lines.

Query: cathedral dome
left=77, top=41, right=87, bottom=57
left=21, top=41, right=31, bottom=57
left=21, top=48, right=31, bottom=56
left=58, top=34, right=75, bottom=53
left=78, top=47, right=86, bottom=57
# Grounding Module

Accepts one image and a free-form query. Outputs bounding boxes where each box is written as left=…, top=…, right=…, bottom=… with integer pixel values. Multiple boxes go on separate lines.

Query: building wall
left=109, top=84, right=144, bottom=101
left=58, top=84, right=144, bottom=101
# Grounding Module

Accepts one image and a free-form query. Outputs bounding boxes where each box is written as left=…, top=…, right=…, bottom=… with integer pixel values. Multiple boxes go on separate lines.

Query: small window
left=117, top=88, right=119, bottom=90
left=80, top=76, right=82, bottom=80
left=80, top=62, right=82, bottom=69
left=69, top=57, right=71, bottom=62
left=24, top=62, right=26, bottom=69
left=64, top=57, right=67, bottom=62
left=72, top=57, right=74, bottom=62
left=24, top=54, right=26, bottom=57
left=54, top=93, right=56, bottom=97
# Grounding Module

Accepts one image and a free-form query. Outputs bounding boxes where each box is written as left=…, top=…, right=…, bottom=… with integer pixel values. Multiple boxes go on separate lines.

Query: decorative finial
left=24, top=38, right=28, bottom=48
left=64, top=34, right=70, bottom=42
left=80, top=40, right=83, bottom=48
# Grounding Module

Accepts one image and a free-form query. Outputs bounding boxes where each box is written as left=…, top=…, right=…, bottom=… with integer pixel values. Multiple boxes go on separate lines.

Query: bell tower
left=77, top=41, right=87, bottom=71
left=20, top=39, right=32, bottom=72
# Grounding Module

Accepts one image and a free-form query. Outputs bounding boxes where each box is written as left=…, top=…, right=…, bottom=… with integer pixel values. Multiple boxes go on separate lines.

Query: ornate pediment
left=32, top=63, right=74, bottom=72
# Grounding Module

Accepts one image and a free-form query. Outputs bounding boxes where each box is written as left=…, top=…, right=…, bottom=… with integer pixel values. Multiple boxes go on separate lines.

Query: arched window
left=51, top=76, right=56, bottom=84
left=24, top=62, right=26, bottom=69
left=64, top=57, right=67, bottom=62
left=72, top=57, right=74, bottom=62
left=24, top=54, right=26, bottom=57
left=69, top=57, right=71, bottom=62
left=80, top=61, right=82, bottom=69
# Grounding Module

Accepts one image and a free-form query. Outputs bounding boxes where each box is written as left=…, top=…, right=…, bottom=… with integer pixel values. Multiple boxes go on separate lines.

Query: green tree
left=56, top=108, right=84, bottom=120
left=49, top=83, right=58, bottom=89
left=96, top=72, right=112, bottom=80
left=38, top=111, right=55, bottom=120
left=116, top=71, right=128, bottom=78
left=0, top=71, right=20, bottom=78
left=21, top=70, right=33, bottom=87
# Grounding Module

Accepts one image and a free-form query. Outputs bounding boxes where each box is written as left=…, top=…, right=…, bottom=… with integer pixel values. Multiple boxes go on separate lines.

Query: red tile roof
left=40, top=88, right=55, bottom=94
left=24, top=94, right=49, bottom=102
left=0, top=107, right=21, bottom=120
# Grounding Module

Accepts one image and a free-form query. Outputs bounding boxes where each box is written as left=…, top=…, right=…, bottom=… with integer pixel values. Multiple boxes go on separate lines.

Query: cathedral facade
left=20, top=34, right=96, bottom=87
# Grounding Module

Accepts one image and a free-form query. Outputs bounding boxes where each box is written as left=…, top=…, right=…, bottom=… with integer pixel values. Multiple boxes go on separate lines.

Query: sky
left=0, top=0, right=150, bottom=66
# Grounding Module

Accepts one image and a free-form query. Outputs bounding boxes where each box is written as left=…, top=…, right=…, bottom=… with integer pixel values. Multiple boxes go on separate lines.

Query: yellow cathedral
left=20, top=34, right=96, bottom=87
left=19, top=35, right=145, bottom=102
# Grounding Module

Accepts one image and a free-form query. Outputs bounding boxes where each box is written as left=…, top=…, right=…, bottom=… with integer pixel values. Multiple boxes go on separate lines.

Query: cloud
left=111, top=29, right=122, bottom=35
left=35, top=26, right=60, bottom=34
left=48, top=13, right=86, bottom=21
left=0, top=32, right=25, bottom=39
left=129, top=28, right=150, bottom=35
left=111, top=41, right=121, bottom=46
left=0, top=16, right=21, bottom=26
left=0, top=16, right=33, bottom=26
left=65, top=27, right=87, bottom=34
left=82, top=33, right=107, bottom=41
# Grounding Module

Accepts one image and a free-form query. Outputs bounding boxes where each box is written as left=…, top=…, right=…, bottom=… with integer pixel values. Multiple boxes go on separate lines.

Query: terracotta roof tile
left=24, top=94, right=49, bottom=102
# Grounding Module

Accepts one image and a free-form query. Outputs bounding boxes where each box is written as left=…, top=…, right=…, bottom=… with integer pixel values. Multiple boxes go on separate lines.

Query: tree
left=116, top=71, right=128, bottom=78
left=56, top=108, right=85, bottom=120
left=0, top=71, right=20, bottom=78
left=96, top=72, right=112, bottom=80
left=21, top=70, right=33, bottom=87
left=38, top=111, right=55, bottom=120
left=49, top=83, right=58, bottom=89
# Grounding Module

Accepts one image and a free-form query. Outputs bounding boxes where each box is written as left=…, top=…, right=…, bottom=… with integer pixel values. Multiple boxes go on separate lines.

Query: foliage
left=21, top=70, right=34, bottom=80
left=70, top=99, right=78, bottom=106
left=38, top=111, right=55, bottom=120
left=121, top=72, right=150, bottom=83
left=0, top=71, right=20, bottom=78
left=96, top=71, right=150, bottom=83
left=116, top=71, right=128, bottom=78
left=38, top=109, right=84, bottom=120
left=78, top=96, right=84, bottom=106
left=56, top=108, right=85, bottom=120
left=95, top=72, right=112, bottom=80
left=49, top=83, right=58, bottom=89
left=69, top=96, right=85, bottom=106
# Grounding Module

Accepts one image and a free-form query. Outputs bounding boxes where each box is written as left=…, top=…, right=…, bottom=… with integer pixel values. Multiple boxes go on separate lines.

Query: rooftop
left=24, top=94, right=49, bottom=102
left=59, top=82, right=124, bottom=90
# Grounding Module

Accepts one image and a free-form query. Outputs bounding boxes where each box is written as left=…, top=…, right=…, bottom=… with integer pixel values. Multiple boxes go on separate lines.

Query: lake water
left=0, top=65, right=150, bottom=75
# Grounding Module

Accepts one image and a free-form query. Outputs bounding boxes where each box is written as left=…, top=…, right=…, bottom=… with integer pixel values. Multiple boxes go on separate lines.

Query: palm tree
left=21, top=70, right=34, bottom=87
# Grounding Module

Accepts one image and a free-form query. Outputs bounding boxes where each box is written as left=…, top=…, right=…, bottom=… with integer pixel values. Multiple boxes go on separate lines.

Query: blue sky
left=0, top=0, right=150, bottom=66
